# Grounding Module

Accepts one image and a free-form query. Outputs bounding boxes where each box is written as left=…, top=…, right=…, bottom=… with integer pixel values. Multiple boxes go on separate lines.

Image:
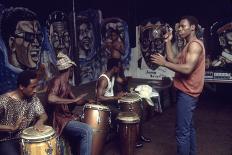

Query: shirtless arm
left=151, top=41, right=203, bottom=74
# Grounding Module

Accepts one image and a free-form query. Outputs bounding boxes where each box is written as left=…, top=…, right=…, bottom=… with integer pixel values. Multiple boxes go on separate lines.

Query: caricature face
left=50, top=21, right=70, bottom=55
left=11, top=20, right=42, bottom=69
left=78, top=22, right=94, bottom=52
left=225, top=31, right=232, bottom=51
left=140, top=24, right=167, bottom=69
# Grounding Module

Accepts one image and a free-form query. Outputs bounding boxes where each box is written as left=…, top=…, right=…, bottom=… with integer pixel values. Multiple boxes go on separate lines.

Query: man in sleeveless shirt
left=151, top=16, right=205, bottom=155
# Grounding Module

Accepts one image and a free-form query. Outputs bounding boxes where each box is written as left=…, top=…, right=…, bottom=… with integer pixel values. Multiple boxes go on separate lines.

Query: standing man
left=151, top=16, right=205, bottom=155
left=104, top=29, right=128, bottom=92
left=47, top=52, right=93, bottom=155
left=0, top=70, right=47, bottom=155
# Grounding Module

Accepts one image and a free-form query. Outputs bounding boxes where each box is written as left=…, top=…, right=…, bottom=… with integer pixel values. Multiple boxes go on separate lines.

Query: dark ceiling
left=1, top=0, right=232, bottom=47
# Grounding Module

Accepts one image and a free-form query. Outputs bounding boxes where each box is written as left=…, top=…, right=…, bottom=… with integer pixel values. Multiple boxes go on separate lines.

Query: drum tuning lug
left=46, top=141, right=53, bottom=155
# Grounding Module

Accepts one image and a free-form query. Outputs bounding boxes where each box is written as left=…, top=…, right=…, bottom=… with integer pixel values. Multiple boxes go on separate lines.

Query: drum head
left=20, top=126, right=55, bottom=142
left=84, top=103, right=110, bottom=111
left=116, top=112, right=140, bottom=124
left=118, top=93, right=141, bottom=103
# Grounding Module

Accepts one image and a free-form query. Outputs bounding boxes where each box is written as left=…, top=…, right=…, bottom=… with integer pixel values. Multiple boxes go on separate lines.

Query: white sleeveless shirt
left=98, top=74, right=115, bottom=97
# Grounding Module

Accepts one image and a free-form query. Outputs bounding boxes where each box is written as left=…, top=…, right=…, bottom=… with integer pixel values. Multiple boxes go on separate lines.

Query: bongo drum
left=116, top=112, right=140, bottom=155
left=118, top=93, right=143, bottom=118
left=20, top=125, right=57, bottom=155
left=81, top=103, right=111, bottom=155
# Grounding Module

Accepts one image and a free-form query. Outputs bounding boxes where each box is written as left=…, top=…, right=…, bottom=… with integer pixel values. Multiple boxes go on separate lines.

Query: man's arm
left=151, top=41, right=203, bottom=74
left=0, top=117, right=26, bottom=132
left=34, top=113, right=48, bottom=131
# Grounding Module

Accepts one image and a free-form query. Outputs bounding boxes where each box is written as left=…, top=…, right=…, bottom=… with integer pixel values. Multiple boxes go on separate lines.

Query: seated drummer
left=96, top=58, right=151, bottom=148
left=47, top=53, right=93, bottom=155
left=95, top=58, right=128, bottom=112
left=0, top=70, right=48, bottom=155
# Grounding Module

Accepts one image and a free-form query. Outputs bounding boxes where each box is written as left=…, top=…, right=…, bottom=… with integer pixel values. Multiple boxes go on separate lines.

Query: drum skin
left=81, top=104, right=111, bottom=155
left=117, top=112, right=140, bottom=155
left=20, top=126, right=57, bottom=155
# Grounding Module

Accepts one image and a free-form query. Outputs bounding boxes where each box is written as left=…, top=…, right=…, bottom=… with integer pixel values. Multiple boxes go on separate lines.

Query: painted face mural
left=209, top=20, right=232, bottom=68
left=0, top=7, right=42, bottom=94
left=101, top=18, right=131, bottom=71
left=139, top=22, right=170, bottom=70
left=77, top=16, right=94, bottom=60
left=75, top=9, right=102, bottom=84
left=12, top=20, right=42, bottom=69
left=47, top=11, right=71, bottom=56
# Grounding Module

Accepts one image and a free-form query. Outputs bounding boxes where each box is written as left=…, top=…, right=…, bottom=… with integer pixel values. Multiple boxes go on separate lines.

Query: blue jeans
left=176, top=90, right=198, bottom=155
left=0, top=139, right=20, bottom=155
left=63, top=120, right=93, bottom=155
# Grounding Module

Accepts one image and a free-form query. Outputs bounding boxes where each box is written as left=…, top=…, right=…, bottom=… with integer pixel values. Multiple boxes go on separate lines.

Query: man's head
left=17, top=70, right=38, bottom=99
left=110, top=29, right=120, bottom=41
left=47, top=11, right=70, bottom=56
left=56, top=52, right=76, bottom=74
left=1, top=7, right=43, bottom=69
left=77, top=17, right=94, bottom=53
left=178, top=16, right=199, bottom=38
left=107, top=58, right=120, bottom=74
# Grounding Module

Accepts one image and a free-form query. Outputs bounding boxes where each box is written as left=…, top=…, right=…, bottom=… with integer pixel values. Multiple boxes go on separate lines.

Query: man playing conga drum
left=47, top=53, right=93, bottom=155
left=0, top=70, right=48, bottom=155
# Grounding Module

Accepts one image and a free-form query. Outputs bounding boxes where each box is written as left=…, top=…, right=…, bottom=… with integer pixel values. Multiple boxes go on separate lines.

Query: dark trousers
left=0, top=139, right=20, bottom=155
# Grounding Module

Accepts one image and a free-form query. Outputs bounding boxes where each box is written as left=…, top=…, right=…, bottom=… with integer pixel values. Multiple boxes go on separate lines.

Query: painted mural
left=205, top=18, right=232, bottom=81
left=75, top=9, right=102, bottom=84
left=101, top=17, right=131, bottom=72
left=136, top=18, right=174, bottom=79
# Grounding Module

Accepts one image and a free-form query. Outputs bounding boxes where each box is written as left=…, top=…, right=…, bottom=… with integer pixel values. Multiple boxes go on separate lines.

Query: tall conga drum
left=81, top=103, right=111, bottom=155
left=20, top=125, right=58, bottom=155
left=118, top=93, right=143, bottom=118
left=116, top=112, right=140, bottom=155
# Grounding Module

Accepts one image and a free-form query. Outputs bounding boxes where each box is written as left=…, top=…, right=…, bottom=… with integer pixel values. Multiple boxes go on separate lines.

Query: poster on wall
left=0, top=7, right=46, bottom=94
left=135, top=18, right=174, bottom=80
left=205, top=18, right=232, bottom=82
left=101, top=17, right=131, bottom=72
left=74, top=9, right=102, bottom=84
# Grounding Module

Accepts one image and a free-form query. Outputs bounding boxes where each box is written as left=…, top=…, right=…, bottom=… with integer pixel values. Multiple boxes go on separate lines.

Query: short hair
left=46, top=11, right=68, bottom=28
left=17, top=70, right=37, bottom=87
left=76, top=16, right=92, bottom=30
left=107, top=58, right=120, bottom=70
left=1, top=7, right=38, bottom=49
left=180, top=16, right=199, bottom=32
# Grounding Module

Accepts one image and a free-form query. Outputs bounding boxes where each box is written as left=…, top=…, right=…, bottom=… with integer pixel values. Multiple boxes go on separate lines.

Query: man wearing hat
left=47, top=53, right=93, bottom=155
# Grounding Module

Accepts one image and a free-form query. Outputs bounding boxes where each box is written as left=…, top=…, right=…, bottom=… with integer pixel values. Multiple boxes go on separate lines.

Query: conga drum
left=118, top=93, right=143, bottom=118
left=20, top=125, right=57, bottom=155
left=81, top=103, right=111, bottom=155
left=116, top=112, right=140, bottom=155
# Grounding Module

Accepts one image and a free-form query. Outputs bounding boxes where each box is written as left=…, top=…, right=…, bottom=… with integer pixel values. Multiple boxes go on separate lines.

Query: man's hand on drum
left=34, top=121, right=46, bottom=132
left=116, top=92, right=127, bottom=100
left=74, top=93, right=88, bottom=105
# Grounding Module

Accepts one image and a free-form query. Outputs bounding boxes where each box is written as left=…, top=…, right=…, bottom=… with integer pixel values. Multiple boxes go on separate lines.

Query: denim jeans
left=176, top=90, right=198, bottom=155
left=63, top=120, right=93, bottom=155
left=0, top=139, right=20, bottom=155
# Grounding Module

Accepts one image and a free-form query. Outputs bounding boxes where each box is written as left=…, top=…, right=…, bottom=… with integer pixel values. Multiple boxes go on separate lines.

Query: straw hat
left=56, top=52, right=76, bottom=71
